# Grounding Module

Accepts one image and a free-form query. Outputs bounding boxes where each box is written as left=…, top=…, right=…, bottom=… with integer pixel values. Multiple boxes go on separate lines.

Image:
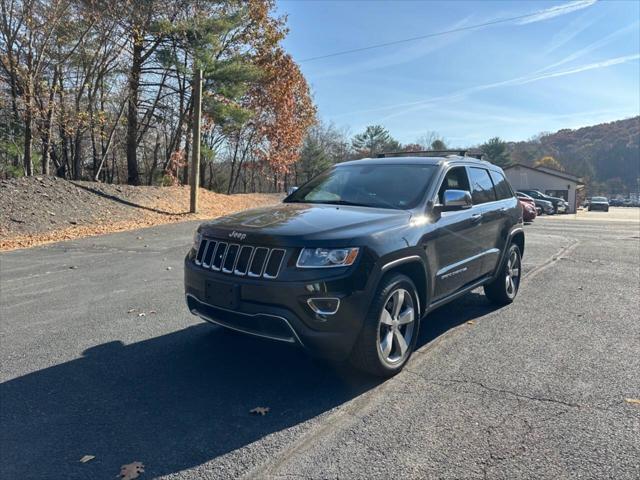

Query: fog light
left=307, top=297, right=340, bottom=315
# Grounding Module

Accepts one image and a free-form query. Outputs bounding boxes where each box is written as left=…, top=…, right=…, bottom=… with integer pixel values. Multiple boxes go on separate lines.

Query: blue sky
left=276, top=0, right=640, bottom=146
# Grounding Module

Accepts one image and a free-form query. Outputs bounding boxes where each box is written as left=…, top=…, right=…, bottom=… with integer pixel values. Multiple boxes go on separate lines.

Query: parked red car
left=517, top=193, right=537, bottom=222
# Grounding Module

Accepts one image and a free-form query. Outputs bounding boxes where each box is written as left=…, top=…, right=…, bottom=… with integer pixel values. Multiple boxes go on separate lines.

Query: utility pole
left=190, top=68, right=203, bottom=214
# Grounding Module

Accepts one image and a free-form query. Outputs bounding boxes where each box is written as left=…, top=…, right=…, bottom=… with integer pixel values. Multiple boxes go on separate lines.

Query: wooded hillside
left=507, top=117, right=640, bottom=195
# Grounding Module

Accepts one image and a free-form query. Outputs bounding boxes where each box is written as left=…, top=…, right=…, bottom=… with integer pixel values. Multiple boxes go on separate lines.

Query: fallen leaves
left=250, top=407, right=270, bottom=416
left=79, top=455, right=95, bottom=463
left=624, top=398, right=640, bottom=405
left=0, top=177, right=281, bottom=252
left=466, top=320, right=476, bottom=325
left=119, top=462, right=145, bottom=480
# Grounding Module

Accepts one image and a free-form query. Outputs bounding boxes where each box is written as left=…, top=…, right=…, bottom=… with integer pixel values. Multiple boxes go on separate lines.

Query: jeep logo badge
left=229, top=231, right=247, bottom=241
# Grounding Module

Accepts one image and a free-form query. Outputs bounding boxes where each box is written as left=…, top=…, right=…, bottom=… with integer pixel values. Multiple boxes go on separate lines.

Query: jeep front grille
left=194, top=238, right=285, bottom=279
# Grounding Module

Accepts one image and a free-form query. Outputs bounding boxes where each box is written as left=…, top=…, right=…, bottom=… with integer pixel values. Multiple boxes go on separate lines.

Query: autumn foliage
left=249, top=47, right=316, bottom=174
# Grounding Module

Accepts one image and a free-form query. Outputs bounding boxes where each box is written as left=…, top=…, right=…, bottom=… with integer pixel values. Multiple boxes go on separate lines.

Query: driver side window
left=438, top=167, right=471, bottom=203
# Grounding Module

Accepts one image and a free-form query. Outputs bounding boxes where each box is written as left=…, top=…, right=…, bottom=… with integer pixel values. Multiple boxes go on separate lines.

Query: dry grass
left=0, top=177, right=282, bottom=251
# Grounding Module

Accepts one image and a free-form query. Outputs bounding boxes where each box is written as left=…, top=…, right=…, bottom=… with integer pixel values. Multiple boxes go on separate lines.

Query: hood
left=199, top=202, right=411, bottom=244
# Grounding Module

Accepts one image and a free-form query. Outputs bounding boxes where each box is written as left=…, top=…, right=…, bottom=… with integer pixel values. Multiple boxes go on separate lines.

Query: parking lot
left=1, top=212, right=639, bottom=479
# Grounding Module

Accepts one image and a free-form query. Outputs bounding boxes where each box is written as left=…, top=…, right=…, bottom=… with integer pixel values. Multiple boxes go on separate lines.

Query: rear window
left=489, top=171, right=514, bottom=200
left=468, top=167, right=497, bottom=204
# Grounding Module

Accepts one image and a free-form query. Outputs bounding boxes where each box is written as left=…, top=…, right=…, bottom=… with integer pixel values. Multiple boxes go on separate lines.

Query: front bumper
left=184, top=256, right=371, bottom=361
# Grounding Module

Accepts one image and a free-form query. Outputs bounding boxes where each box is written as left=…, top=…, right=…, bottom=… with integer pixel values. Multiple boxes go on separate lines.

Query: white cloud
left=516, top=0, right=598, bottom=25
left=536, top=21, right=639, bottom=73
left=541, top=11, right=596, bottom=55
left=332, top=53, right=640, bottom=122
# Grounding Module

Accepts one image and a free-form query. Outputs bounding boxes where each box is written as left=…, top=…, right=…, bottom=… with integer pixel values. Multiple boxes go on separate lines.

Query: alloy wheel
left=505, top=249, right=521, bottom=298
left=377, top=288, right=415, bottom=364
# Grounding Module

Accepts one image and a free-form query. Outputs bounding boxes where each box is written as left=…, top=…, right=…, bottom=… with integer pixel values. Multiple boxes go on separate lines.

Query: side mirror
left=441, top=189, right=472, bottom=211
left=287, top=186, right=298, bottom=195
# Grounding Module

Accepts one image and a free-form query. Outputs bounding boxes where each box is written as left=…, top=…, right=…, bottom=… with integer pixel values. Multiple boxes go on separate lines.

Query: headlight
left=297, top=247, right=359, bottom=268
left=192, top=230, right=202, bottom=250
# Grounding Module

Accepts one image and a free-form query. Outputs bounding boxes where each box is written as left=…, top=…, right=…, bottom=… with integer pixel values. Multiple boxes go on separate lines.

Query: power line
left=299, top=4, right=589, bottom=63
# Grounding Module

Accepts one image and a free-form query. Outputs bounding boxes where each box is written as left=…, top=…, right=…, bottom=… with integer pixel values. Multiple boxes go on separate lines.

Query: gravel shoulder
left=0, top=176, right=281, bottom=251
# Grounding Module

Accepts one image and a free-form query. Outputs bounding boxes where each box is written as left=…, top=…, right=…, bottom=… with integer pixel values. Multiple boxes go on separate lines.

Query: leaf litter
left=250, top=407, right=270, bottom=416
left=119, top=462, right=145, bottom=480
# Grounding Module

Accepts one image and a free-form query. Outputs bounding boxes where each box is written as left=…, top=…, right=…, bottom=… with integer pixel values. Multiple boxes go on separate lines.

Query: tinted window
left=489, top=171, right=513, bottom=200
left=468, top=167, right=496, bottom=204
left=286, top=164, right=437, bottom=210
left=438, top=167, right=470, bottom=203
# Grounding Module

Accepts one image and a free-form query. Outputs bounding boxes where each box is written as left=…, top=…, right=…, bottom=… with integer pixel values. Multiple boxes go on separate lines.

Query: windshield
left=285, top=164, right=437, bottom=210
left=592, top=197, right=607, bottom=202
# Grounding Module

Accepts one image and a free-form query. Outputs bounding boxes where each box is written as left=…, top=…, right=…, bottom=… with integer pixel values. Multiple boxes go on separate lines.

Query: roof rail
left=377, top=150, right=484, bottom=160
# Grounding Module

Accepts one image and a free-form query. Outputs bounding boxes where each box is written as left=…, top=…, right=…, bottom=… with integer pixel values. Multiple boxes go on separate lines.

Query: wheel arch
left=510, top=229, right=525, bottom=257
left=381, top=258, right=428, bottom=316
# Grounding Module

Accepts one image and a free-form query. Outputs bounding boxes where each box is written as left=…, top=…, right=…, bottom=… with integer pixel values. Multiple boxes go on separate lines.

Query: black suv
left=518, top=189, right=568, bottom=214
left=184, top=155, right=524, bottom=376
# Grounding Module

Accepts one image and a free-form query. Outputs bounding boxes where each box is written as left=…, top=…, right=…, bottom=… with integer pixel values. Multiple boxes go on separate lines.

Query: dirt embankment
left=0, top=176, right=282, bottom=251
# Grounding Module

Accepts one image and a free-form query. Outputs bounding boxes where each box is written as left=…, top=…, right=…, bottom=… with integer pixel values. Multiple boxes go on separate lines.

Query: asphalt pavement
left=1, top=213, right=639, bottom=479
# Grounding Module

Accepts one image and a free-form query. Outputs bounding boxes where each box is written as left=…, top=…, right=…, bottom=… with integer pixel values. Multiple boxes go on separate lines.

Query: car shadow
left=0, top=291, right=498, bottom=479
left=418, top=290, right=500, bottom=348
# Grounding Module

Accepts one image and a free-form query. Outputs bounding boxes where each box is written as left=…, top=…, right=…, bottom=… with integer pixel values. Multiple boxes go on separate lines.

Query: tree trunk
left=23, top=79, right=33, bottom=176
left=73, top=130, right=82, bottom=180
left=126, top=35, right=143, bottom=185
left=42, top=68, right=59, bottom=175
left=23, top=104, right=33, bottom=176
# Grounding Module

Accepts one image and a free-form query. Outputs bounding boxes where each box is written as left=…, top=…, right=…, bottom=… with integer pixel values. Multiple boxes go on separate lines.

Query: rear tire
left=484, top=244, right=522, bottom=306
left=350, top=274, right=421, bottom=377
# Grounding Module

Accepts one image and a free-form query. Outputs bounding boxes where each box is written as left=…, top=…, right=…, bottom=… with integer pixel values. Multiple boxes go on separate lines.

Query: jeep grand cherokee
left=184, top=155, right=524, bottom=377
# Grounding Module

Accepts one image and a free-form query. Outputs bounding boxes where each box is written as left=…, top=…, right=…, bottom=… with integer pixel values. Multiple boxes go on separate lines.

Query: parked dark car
left=609, top=198, right=624, bottom=207
left=517, top=193, right=537, bottom=222
left=519, top=189, right=568, bottom=213
left=517, top=191, right=554, bottom=215
left=588, top=196, right=609, bottom=212
left=185, top=155, right=524, bottom=376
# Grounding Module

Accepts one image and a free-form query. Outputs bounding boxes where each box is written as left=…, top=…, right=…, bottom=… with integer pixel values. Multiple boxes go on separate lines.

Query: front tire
left=350, top=274, right=420, bottom=377
left=484, top=244, right=522, bottom=306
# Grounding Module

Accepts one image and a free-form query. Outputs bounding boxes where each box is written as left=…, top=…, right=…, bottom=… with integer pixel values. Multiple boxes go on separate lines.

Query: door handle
left=471, top=213, right=482, bottom=222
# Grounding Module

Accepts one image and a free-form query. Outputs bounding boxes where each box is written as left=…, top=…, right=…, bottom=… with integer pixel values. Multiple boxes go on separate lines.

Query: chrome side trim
left=186, top=293, right=302, bottom=345
left=263, top=248, right=286, bottom=279
left=428, top=275, right=493, bottom=311
left=436, top=248, right=500, bottom=277
left=381, top=255, right=422, bottom=272
left=306, top=297, right=341, bottom=315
